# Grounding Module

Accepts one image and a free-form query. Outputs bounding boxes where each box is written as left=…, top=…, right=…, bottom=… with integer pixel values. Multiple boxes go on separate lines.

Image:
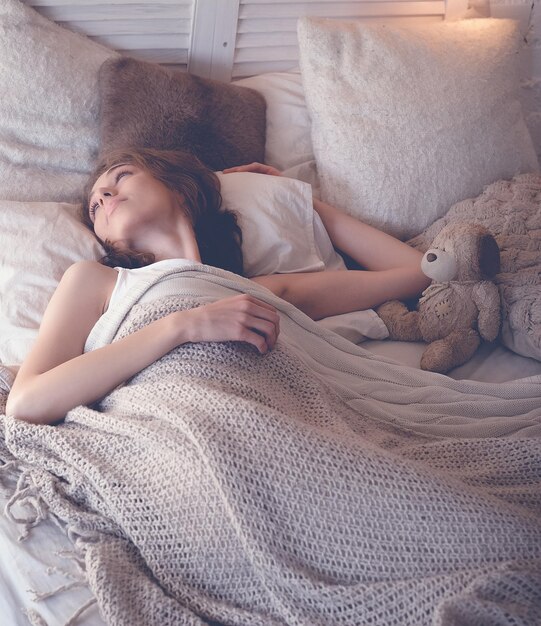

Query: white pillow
left=0, top=0, right=116, bottom=203
left=233, top=72, right=321, bottom=195
left=217, top=172, right=345, bottom=277
left=234, top=72, right=316, bottom=174
left=0, top=202, right=104, bottom=365
left=298, top=18, right=539, bottom=240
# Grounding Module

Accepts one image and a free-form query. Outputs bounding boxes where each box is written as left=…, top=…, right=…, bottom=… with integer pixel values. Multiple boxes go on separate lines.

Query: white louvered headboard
left=25, top=0, right=467, bottom=80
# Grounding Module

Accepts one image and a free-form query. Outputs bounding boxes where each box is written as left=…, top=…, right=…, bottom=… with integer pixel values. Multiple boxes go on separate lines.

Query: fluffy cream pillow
left=217, top=172, right=345, bottom=277
left=298, top=18, right=539, bottom=240
left=0, top=0, right=116, bottom=202
left=0, top=202, right=104, bottom=365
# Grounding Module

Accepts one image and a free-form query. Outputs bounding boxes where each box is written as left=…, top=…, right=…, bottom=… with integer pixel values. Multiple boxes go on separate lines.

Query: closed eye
left=115, top=169, right=132, bottom=183
left=88, top=201, right=99, bottom=222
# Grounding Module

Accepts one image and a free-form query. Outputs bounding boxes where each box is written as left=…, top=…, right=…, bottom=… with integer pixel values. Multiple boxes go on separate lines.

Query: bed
left=0, top=1, right=540, bottom=624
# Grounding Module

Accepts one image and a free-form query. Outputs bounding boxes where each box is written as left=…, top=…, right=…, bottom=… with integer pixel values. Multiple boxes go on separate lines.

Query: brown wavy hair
left=81, top=148, right=243, bottom=274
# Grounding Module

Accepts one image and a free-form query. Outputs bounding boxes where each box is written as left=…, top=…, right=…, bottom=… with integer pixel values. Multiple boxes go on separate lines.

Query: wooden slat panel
left=34, top=4, right=191, bottom=21
left=85, top=33, right=189, bottom=50
left=236, top=31, right=299, bottom=47
left=237, top=17, right=299, bottom=33
left=238, top=12, right=441, bottom=33
left=233, top=1, right=445, bottom=77
left=241, top=0, right=412, bottom=3
left=24, top=0, right=194, bottom=67
left=235, top=16, right=441, bottom=64
left=28, top=0, right=185, bottom=6
left=121, top=49, right=189, bottom=64
left=23, top=0, right=452, bottom=81
left=238, top=1, right=445, bottom=19
left=64, top=19, right=190, bottom=36
left=235, top=45, right=298, bottom=63
left=188, top=0, right=241, bottom=82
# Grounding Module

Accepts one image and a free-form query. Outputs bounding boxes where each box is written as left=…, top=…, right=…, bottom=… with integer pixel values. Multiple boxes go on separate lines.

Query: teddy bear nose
left=426, top=253, right=437, bottom=262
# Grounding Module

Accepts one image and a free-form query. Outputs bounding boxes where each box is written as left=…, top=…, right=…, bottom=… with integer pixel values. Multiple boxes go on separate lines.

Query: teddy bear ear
left=478, top=234, right=500, bottom=279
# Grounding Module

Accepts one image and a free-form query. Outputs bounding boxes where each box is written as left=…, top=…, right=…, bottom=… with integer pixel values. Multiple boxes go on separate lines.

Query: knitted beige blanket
left=1, top=265, right=540, bottom=625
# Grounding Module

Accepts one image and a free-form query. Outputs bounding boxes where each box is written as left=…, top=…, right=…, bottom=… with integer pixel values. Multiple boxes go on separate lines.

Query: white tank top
left=108, top=258, right=194, bottom=310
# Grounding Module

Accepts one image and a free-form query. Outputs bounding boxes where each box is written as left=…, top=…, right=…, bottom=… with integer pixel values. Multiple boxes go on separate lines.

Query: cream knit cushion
left=0, top=0, right=116, bottom=202
left=0, top=202, right=104, bottom=365
left=297, top=18, right=539, bottom=240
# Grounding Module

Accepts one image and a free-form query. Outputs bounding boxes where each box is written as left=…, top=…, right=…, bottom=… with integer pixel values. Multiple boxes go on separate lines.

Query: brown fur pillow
left=98, top=57, right=266, bottom=170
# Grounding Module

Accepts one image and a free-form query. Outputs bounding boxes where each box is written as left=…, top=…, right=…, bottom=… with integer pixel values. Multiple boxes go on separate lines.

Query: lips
left=103, top=197, right=125, bottom=217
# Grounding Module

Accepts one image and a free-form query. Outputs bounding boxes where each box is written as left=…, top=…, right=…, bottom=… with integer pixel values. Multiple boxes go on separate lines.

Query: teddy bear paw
left=376, top=301, right=423, bottom=341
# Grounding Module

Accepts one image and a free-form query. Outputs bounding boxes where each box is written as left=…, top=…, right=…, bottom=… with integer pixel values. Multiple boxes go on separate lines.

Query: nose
left=98, top=187, right=116, bottom=205
left=426, top=253, right=437, bottom=262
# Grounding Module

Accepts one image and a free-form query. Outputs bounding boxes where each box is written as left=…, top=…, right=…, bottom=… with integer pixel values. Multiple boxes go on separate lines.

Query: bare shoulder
left=17, top=262, right=118, bottom=376
left=62, top=260, right=117, bottom=283
left=37, top=261, right=117, bottom=334
left=61, top=261, right=117, bottom=304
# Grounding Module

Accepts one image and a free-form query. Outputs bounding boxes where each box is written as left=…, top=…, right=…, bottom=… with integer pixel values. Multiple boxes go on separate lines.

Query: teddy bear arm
left=376, top=300, right=424, bottom=341
left=472, top=282, right=501, bottom=342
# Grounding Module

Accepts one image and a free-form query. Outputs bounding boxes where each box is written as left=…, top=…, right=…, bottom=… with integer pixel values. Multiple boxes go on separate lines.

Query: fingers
left=229, top=295, right=280, bottom=354
left=233, top=294, right=279, bottom=318
left=191, top=294, right=281, bottom=354
left=222, top=162, right=282, bottom=177
left=240, top=328, right=274, bottom=355
left=242, top=311, right=280, bottom=350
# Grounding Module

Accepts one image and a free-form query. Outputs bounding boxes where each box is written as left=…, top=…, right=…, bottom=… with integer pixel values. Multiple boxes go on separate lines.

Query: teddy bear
left=376, top=222, right=501, bottom=374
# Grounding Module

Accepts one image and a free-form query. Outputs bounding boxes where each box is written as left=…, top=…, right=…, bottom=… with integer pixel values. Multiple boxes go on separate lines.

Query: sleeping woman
left=6, top=147, right=429, bottom=425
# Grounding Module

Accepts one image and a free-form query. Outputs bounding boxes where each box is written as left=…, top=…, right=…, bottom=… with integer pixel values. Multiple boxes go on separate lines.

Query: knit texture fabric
left=409, top=172, right=541, bottom=361
left=297, top=18, right=539, bottom=240
left=0, top=0, right=116, bottom=202
left=1, top=265, right=540, bottom=625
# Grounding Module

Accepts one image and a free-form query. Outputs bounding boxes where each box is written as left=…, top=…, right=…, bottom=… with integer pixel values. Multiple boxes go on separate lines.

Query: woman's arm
left=7, top=261, right=280, bottom=425
left=253, top=266, right=428, bottom=320
left=224, top=162, right=425, bottom=271
left=224, top=163, right=430, bottom=318
left=311, top=197, right=425, bottom=271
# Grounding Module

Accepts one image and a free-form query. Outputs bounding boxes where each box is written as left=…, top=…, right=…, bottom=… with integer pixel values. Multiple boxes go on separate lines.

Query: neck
left=132, top=221, right=202, bottom=264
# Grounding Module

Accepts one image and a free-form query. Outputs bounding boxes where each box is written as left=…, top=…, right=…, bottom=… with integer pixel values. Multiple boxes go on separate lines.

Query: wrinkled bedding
left=1, top=264, right=540, bottom=626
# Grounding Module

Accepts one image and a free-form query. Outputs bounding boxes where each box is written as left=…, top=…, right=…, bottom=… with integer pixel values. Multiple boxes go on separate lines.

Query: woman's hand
left=182, top=294, right=280, bottom=354
left=222, top=162, right=282, bottom=177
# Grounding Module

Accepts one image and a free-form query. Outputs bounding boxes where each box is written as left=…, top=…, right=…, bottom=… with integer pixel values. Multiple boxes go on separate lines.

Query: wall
left=491, top=0, right=541, bottom=160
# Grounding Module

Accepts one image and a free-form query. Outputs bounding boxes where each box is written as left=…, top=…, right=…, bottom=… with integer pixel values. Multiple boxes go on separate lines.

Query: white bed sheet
left=0, top=488, right=105, bottom=626
left=362, top=339, right=541, bottom=382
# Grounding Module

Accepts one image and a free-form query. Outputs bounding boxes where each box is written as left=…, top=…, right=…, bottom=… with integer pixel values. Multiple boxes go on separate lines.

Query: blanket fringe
left=29, top=580, right=87, bottom=602
left=24, top=595, right=98, bottom=626
left=0, top=460, right=18, bottom=496
left=49, top=549, right=87, bottom=578
left=23, top=608, right=48, bottom=626
left=25, top=558, right=97, bottom=626
left=64, top=597, right=98, bottom=626
left=2, top=460, right=98, bottom=626
left=4, top=469, right=49, bottom=541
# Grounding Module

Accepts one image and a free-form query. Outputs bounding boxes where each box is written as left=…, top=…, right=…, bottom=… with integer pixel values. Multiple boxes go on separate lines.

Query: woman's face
left=88, top=163, right=182, bottom=249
